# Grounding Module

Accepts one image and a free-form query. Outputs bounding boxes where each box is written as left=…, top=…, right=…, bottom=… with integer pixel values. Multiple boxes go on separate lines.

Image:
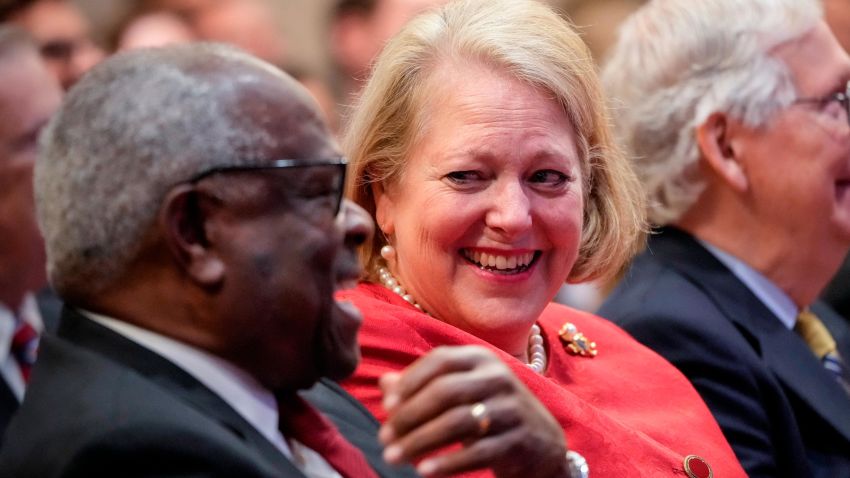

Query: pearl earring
left=380, top=245, right=396, bottom=261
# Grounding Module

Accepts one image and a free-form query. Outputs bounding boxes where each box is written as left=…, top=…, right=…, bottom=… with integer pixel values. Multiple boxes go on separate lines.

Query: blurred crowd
left=1, top=0, right=649, bottom=134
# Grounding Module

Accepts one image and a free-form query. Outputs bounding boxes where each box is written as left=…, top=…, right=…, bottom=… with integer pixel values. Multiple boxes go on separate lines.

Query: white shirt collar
left=0, top=294, right=44, bottom=353
left=81, top=309, right=292, bottom=458
left=699, top=240, right=798, bottom=329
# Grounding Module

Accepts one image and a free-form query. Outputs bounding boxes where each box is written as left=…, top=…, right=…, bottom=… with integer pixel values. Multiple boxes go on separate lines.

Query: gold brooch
left=558, top=322, right=597, bottom=357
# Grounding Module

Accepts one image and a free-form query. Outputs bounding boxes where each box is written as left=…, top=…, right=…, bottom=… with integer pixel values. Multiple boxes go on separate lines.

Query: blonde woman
left=339, top=0, right=747, bottom=476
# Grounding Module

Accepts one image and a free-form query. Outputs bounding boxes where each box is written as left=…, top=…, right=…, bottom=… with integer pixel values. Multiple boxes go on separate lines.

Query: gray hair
left=36, top=43, right=297, bottom=297
left=602, top=0, right=822, bottom=225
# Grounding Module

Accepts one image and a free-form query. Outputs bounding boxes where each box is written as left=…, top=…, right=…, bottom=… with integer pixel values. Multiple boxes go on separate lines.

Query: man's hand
left=378, top=345, right=572, bottom=478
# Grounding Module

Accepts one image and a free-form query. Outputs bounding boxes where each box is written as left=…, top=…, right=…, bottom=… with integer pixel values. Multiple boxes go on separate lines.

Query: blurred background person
left=329, top=0, right=448, bottom=116
left=115, top=9, right=195, bottom=51
left=188, top=0, right=338, bottom=132
left=340, top=0, right=746, bottom=476
left=0, top=0, right=104, bottom=90
left=192, top=0, right=286, bottom=65
left=0, top=25, right=62, bottom=444
left=599, top=0, right=850, bottom=476
left=555, top=0, right=645, bottom=63
left=136, top=0, right=213, bottom=22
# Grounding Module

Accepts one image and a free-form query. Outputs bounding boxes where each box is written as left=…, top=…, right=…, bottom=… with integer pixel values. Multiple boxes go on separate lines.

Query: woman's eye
left=445, top=170, right=482, bottom=184
left=529, top=169, right=570, bottom=187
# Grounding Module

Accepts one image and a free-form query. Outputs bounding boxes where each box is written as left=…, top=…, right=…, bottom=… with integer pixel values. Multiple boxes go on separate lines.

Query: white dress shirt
left=0, top=293, right=44, bottom=400
left=700, top=240, right=798, bottom=330
left=83, top=310, right=342, bottom=478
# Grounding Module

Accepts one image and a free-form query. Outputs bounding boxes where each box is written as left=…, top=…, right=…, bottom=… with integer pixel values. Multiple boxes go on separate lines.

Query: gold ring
left=470, top=402, right=491, bottom=436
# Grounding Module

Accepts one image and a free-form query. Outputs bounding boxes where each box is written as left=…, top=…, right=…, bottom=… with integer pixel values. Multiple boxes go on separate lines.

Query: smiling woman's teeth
left=463, top=250, right=536, bottom=273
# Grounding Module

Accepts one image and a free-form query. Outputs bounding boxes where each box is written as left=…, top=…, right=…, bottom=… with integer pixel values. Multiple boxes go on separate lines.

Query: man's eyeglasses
left=794, top=80, right=850, bottom=128
left=188, top=158, right=348, bottom=217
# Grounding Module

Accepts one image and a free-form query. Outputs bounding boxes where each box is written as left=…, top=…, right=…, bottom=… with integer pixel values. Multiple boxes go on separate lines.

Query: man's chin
left=321, top=300, right=364, bottom=379
left=321, top=347, right=361, bottom=382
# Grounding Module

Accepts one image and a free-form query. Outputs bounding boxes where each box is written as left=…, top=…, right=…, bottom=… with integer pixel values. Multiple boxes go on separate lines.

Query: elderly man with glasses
left=0, top=43, right=424, bottom=478
left=598, top=0, right=850, bottom=477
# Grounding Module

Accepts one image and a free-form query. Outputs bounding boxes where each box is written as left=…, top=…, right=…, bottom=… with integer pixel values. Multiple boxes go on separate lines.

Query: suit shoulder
left=601, top=260, right=747, bottom=341
left=0, top=405, right=276, bottom=477
left=0, top=339, right=278, bottom=477
left=3, top=421, right=278, bottom=478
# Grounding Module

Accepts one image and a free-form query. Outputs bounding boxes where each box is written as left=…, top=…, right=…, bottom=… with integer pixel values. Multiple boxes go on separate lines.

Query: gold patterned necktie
left=795, top=308, right=850, bottom=396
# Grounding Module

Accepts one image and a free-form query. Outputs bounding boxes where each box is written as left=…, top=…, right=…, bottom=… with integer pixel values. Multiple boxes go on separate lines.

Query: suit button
left=683, top=455, right=712, bottom=478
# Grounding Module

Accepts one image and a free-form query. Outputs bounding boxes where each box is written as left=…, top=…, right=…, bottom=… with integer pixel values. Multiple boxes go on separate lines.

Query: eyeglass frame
left=185, top=157, right=348, bottom=216
left=793, top=80, right=850, bottom=127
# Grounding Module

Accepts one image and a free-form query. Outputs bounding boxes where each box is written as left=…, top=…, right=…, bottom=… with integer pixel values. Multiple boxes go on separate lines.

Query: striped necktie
left=795, top=308, right=850, bottom=396
left=11, top=319, right=39, bottom=383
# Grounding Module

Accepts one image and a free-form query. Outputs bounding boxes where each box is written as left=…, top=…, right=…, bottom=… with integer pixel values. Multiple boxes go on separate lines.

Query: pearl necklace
left=376, top=266, right=548, bottom=374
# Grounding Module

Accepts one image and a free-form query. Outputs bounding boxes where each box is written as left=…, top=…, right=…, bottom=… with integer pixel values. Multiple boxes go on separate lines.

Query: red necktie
left=11, top=320, right=39, bottom=382
left=277, top=393, right=379, bottom=478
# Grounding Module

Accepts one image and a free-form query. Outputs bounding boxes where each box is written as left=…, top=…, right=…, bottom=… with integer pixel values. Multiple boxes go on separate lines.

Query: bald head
left=36, top=43, right=334, bottom=300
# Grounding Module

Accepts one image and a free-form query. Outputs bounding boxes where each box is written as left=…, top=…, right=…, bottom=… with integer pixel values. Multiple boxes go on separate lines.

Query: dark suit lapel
left=56, top=307, right=305, bottom=476
left=650, top=228, right=850, bottom=443
left=34, top=288, right=62, bottom=333
left=0, top=378, right=18, bottom=442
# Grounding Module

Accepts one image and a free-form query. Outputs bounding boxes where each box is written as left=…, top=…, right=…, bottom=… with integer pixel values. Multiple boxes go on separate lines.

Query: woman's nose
left=484, top=180, right=532, bottom=239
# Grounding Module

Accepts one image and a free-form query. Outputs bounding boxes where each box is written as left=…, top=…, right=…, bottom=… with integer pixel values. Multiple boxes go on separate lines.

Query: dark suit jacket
left=823, top=254, right=850, bottom=320
left=599, top=228, right=850, bottom=478
left=0, top=287, right=62, bottom=444
left=0, top=307, right=418, bottom=478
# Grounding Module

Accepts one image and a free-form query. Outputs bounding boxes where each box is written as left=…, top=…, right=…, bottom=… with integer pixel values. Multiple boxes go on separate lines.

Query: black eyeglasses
left=794, top=80, right=850, bottom=127
left=188, top=157, right=348, bottom=217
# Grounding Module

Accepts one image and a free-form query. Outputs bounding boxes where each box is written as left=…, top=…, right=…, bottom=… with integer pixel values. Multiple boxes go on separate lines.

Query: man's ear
left=159, top=185, right=225, bottom=287
left=372, top=181, right=395, bottom=236
left=696, top=112, right=748, bottom=193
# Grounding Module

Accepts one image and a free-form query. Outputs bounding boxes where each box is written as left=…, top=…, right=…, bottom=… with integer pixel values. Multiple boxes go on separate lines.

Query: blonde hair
left=343, top=0, right=646, bottom=284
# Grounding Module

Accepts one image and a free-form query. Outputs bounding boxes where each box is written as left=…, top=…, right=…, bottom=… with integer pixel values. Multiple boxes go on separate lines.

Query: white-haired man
left=0, top=43, right=423, bottom=478
left=599, top=1, right=850, bottom=477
